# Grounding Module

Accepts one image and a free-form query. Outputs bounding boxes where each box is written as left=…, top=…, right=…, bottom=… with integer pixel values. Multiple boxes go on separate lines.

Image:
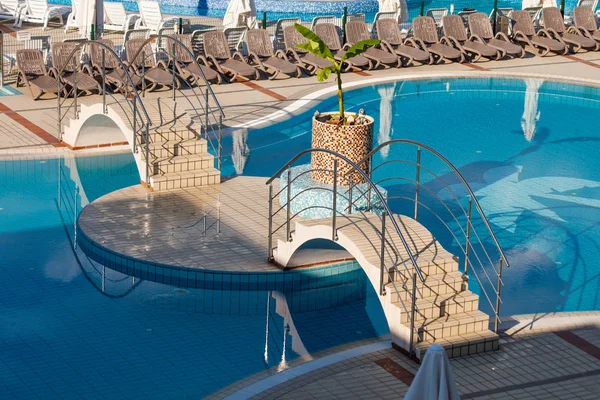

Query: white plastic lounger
left=104, top=1, right=139, bottom=33
left=15, top=0, right=66, bottom=29
left=134, top=0, right=177, bottom=34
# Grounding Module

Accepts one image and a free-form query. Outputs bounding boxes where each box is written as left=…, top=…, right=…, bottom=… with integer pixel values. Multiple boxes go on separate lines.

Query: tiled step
left=151, top=154, right=215, bottom=175
left=143, top=139, right=208, bottom=158
left=392, top=290, right=480, bottom=324
left=393, top=257, right=460, bottom=278
left=413, top=329, right=499, bottom=360
left=149, top=167, right=220, bottom=191
left=147, top=128, right=199, bottom=143
left=411, top=309, right=491, bottom=342
left=389, top=270, right=466, bottom=301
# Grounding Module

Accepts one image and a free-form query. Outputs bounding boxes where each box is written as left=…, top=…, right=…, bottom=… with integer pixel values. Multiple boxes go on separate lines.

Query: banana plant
left=294, top=23, right=380, bottom=124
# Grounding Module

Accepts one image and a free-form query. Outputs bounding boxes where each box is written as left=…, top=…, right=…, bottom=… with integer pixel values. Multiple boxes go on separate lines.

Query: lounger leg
left=295, top=67, right=302, bottom=78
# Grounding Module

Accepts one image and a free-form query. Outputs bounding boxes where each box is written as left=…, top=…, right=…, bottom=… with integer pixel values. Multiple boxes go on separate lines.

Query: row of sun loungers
left=14, top=6, right=600, bottom=99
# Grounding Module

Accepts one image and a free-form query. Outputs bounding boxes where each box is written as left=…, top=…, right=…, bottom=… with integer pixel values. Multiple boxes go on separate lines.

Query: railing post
left=141, top=49, right=146, bottom=97
left=409, top=272, right=417, bottom=355
left=414, top=146, right=421, bottom=220
left=204, top=89, right=209, bottom=139
left=494, top=257, right=504, bottom=333
left=347, top=179, right=353, bottom=214
left=267, top=184, right=273, bottom=261
left=101, top=48, right=106, bottom=114
left=464, top=196, right=472, bottom=275
left=286, top=168, right=292, bottom=241
left=145, top=124, right=150, bottom=187
left=332, top=159, right=338, bottom=241
left=133, top=96, right=138, bottom=152
left=172, top=42, right=177, bottom=102
left=0, top=31, right=4, bottom=87
left=379, top=210, right=386, bottom=296
left=57, top=76, right=62, bottom=140
left=73, top=55, right=78, bottom=119
left=57, top=157, right=61, bottom=208
left=366, top=155, right=373, bottom=211
left=217, top=115, right=222, bottom=170
left=73, top=185, right=79, bottom=250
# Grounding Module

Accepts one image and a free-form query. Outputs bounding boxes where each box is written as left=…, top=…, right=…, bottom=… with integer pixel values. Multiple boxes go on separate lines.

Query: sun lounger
left=104, top=2, right=140, bottom=33
left=572, top=6, right=600, bottom=49
left=283, top=25, right=334, bottom=75
left=425, top=8, right=448, bottom=27
left=345, top=20, right=399, bottom=68
left=88, top=39, right=142, bottom=91
left=50, top=43, right=101, bottom=96
left=542, top=6, right=597, bottom=52
left=126, top=38, right=178, bottom=91
left=511, top=10, right=567, bottom=56
left=273, top=17, right=301, bottom=51
left=412, top=16, right=465, bottom=63
left=468, top=12, right=525, bottom=59
left=376, top=18, right=433, bottom=66
left=166, top=34, right=221, bottom=84
left=246, top=29, right=301, bottom=79
left=135, top=0, right=177, bottom=34
left=203, top=30, right=259, bottom=82
left=442, top=15, right=501, bottom=61
left=16, top=49, right=61, bottom=99
left=314, top=23, right=372, bottom=71
left=0, top=0, right=25, bottom=22
left=15, top=0, right=65, bottom=29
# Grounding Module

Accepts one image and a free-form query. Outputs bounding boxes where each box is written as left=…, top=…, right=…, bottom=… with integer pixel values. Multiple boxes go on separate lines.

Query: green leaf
left=316, top=66, right=335, bottom=82
left=341, top=39, right=380, bottom=63
left=293, top=23, right=335, bottom=63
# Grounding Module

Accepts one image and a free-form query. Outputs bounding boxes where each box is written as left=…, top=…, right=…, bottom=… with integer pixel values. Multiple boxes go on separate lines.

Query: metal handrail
left=356, top=139, right=510, bottom=269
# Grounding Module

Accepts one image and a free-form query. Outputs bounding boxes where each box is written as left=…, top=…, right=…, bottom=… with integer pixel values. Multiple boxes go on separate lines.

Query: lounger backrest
left=372, top=12, right=396, bottom=37
left=89, top=39, right=120, bottom=69
left=413, top=16, right=440, bottom=44
left=203, top=31, right=232, bottom=60
left=104, top=2, right=126, bottom=25
left=346, top=13, right=366, bottom=23
left=511, top=10, right=536, bottom=36
left=1, top=0, right=21, bottom=14
left=246, top=29, right=274, bottom=58
left=577, top=0, right=598, bottom=9
left=274, top=18, right=301, bottom=50
left=314, top=23, right=342, bottom=51
left=138, top=0, right=162, bottom=31
left=542, top=7, right=566, bottom=33
left=425, top=8, right=448, bottom=26
left=468, top=12, right=494, bottom=40
left=126, top=39, right=156, bottom=67
left=376, top=19, right=403, bottom=46
left=224, top=26, right=248, bottom=51
left=283, top=25, right=308, bottom=53
left=51, top=43, right=80, bottom=73
left=167, top=35, right=194, bottom=64
left=573, top=6, right=598, bottom=31
left=310, top=15, right=336, bottom=31
left=26, top=0, right=49, bottom=18
left=442, top=15, right=468, bottom=42
left=16, top=49, right=46, bottom=77
left=345, top=20, right=371, bottom=44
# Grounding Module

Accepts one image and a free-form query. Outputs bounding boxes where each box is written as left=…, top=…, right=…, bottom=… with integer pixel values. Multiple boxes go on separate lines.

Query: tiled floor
left=207, top=313, right=600, bottom=399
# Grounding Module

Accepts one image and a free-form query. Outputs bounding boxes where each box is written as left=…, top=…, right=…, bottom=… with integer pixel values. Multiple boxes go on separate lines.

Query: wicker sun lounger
left=375, top=19, right=433, bottom=66
left=442, top=15, right=500, bottom=61
left=468, top=13, right=525, bottom=58
left=167, top=34, right=221, bottom=85
left=16, top=49, right=61, bottom=100
left=572, top=6, right=600, bottom=49
left=50, top=43, right=101, bottom=96
left=88, top=39, right=142, bottom=91
left=283, top=25, right=334, bottom=75
left=203, top=30, right=259, bottom=82
left=542, top=6, right=597, bottom=52
left=511, top=10, right=567, bottom=56
left=345, top=20, right=399, bottom=68
left=126, top=38, right=178, bottom=91
left=314, top=23, right=372, bottom=71
left=412, top=16, right=464, bottom=63
left=246, top=29, right=301, bottom=79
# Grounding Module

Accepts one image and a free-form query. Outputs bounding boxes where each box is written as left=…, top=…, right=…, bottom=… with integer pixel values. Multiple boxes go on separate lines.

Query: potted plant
left=294, top=23, right=380, bottom=185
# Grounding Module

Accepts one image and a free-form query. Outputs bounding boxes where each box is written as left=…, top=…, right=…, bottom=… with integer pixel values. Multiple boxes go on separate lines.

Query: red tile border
left=463, top=63, right=490, bottom=71
left=62, top=141, right=130, bottom=150
left=375, top=357, right=415, bottom=386
left=0, top=24, right=16, bottom=37
left=239, top=80, right=287, bottom=101
left=0, top=102, right=64, bottom=147
left=562, top=54, right=600, bottom=69
left=353, top=70, right=371, bottom=77
left=555, top=331, right=600, bottom=360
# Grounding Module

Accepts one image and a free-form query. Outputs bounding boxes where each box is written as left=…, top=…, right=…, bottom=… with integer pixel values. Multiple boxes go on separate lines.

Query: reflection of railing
left=266, top=148, right=425, bottom=356
left=358, top=139, right=510, bottom=332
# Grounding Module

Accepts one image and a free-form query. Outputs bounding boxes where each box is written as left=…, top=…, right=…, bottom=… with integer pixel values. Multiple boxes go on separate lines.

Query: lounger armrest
left=81, top=63, right=93, bottom=76
left=441, top=35, right=462, bottom=51
left=403, top=37, right=421, bottom=49
left=247, top=51, right=265, bottom=68
left=494, top=32, right=512, bottom=42
left=232, top=51, right=246, bottom=62
left=157, top=59, right=169, bottom=69
left=575, top=26, right=594, bottom=39
left=274, top=49, right=287, bottom=59
left=125, top=13, right=140, bottom=29
left=469, top=34, right=486, bottom=44
left=513, top=30, right=533, bottom=46
left=205, top=54, right=225, bottom=74
left=196, top=55, right=210, bottom=66
left=411, top=37, right=428, bottom=51
left=48, top=66, right=59, bottom=79
left=378, top=40, right=395, bottom=53
left=542, top=28, right=563, bottom=43
left=286, top=48, right=303, bottom=63
left=342, top=43, right=351, bottom=50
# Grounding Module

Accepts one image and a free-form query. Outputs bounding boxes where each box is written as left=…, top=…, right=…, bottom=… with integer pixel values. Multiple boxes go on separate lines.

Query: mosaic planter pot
left=311, top=112, right=374, bottom=185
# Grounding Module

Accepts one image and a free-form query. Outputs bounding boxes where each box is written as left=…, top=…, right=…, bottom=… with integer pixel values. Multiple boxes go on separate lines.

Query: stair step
left=392, top=290, right=480, bottom=323
left=395, top=257, right=460, bottom=278
left=143, top=139, right=208, bottom=158
left=389, top=270, right=466, bottom=301
left=409, top=310, right=490, bottom=342
left=150, top=167, right=220, bottom=191
left=147, top=128, right=200, bottom=143
left=151, top=154, right=215, bottom=175
left=413, top=329, right=499, bottom=360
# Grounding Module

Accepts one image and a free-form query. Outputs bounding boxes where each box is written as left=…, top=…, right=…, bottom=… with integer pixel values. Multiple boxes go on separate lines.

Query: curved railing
left=266, top=148, right=427, bottom=355
left=354, top=139, right=510, bottom=332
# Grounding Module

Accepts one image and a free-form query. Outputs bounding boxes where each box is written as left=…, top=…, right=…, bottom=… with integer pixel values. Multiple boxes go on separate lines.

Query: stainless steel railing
left=356, top=139, right=510, bottom=332
left=265, top=148, right=426, bottom=356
